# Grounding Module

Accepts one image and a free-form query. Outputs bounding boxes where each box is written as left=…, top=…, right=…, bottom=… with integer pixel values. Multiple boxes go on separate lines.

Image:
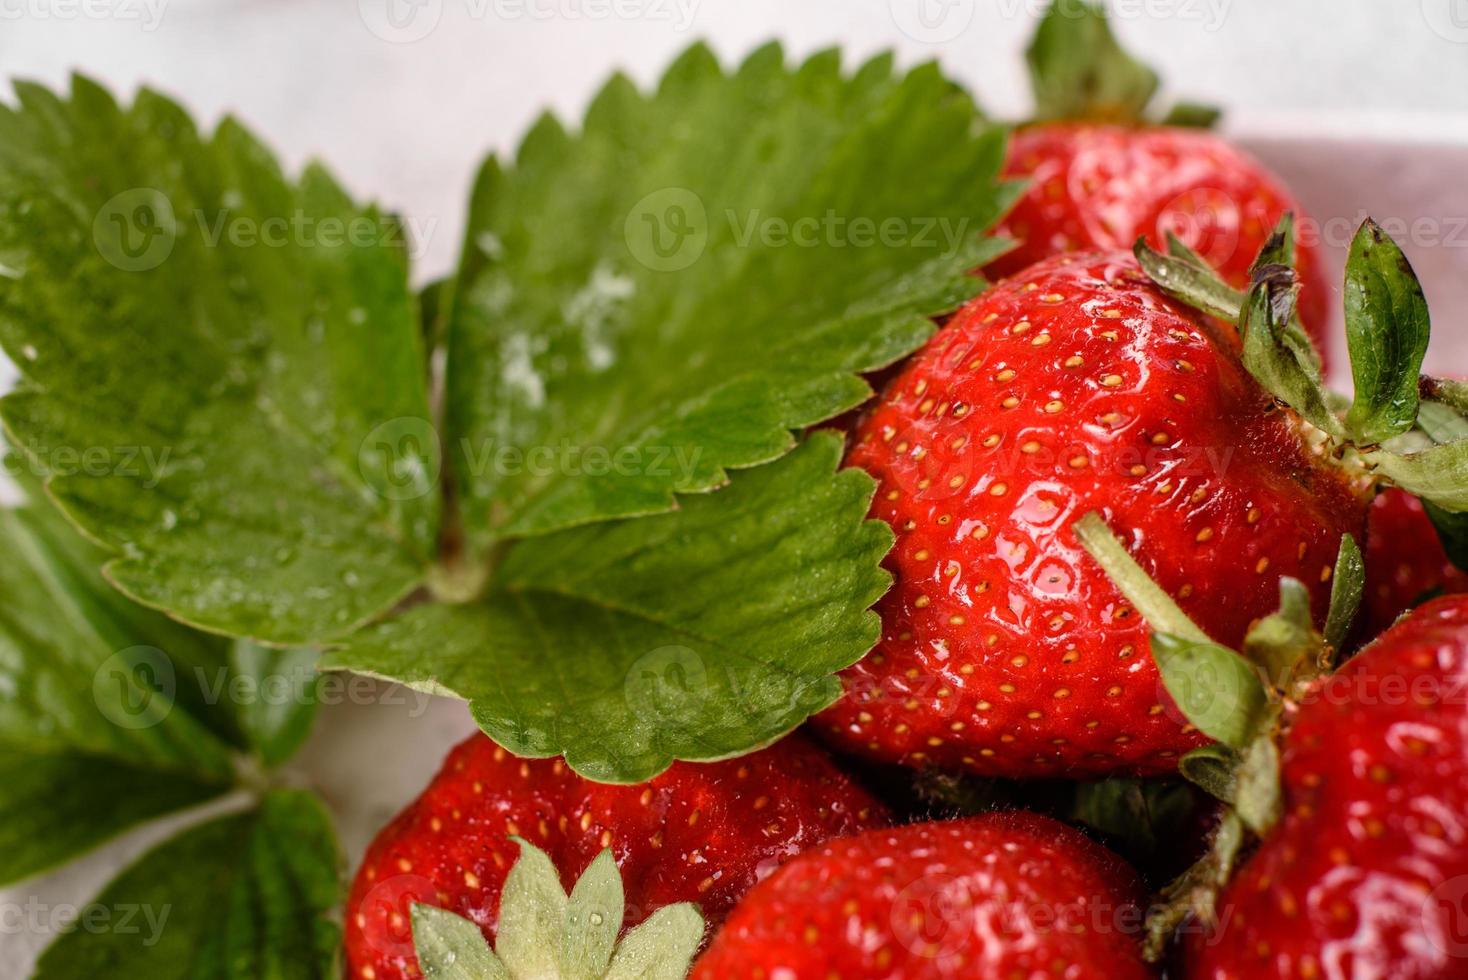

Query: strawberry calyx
left=1077, top=512, right=1367, bottom=960
left=410, top=838, right=704, bottom=980
left=1025, top=0, right=1219, bottom=127
left=1137, top=214, right=1468, bottom=551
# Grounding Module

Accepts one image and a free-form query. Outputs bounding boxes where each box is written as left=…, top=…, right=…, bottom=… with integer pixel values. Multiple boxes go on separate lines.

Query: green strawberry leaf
left=1151, top=633, right=1271, bottom=750
left=226, top=640, right=320, bottom=767
left=33, top=790, right=342, bottom=980
left=0, top=504, right=238, bottom=769
left=1343, top=219, right=1431, bottom=444
left=0, top=505, right=242, bottom=883
left=1026, top=0, right=1160, bottom=123
left=445, top=42, right=1016, bottom=549
left=0, top=75, right=437, bottom=645
left=1324, top=533, right=1365, bottom=655
left=0, top=750, right=221, bottom=886
left=326, top=433, right=889, bottom=783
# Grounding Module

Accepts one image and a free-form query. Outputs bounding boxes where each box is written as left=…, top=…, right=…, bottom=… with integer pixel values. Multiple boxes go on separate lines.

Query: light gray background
left=2, top=1, right=1468, bottom=975
left=0, top=0, right=1466, bottom=278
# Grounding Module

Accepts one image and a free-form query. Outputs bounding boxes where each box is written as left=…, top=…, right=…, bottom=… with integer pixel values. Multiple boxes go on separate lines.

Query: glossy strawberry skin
left=817, top=252, right=1368, bottom=779
left=1363, top=489, right=1468, bottom=639
left=1185, top=595, right=1468, bottom=979
left=693, top=811, right=1153, bottom=979
left=988, top=124, right=1330, bottom=351
left=343, top=733, right=888, bottom=980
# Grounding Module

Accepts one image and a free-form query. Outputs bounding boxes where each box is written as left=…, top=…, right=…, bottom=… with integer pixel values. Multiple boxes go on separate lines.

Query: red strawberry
left=1363, top=489, right=1468, bottom=638
left=693, top=811, right=1153, bottom=978
left=988, top=123, right=1331, bottom=352
left=815, top=250, right=1368, bottom=778
left=1181, top=595, right=1468, bottom=979
left=344, top=732, right=888, bottom=980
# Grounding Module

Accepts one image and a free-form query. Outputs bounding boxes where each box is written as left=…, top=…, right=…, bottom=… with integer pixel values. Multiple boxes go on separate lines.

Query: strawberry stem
left=1073, top=513, right=1210, bottom=643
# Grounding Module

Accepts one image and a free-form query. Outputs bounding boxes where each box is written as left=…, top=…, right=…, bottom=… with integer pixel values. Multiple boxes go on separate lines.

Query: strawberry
left=1363, top=489, right=1468, bottom=637
left=692, top=811, right=1153, bottom=978
left=343, top=732, right=888, bottom=980
left=987, top=2, right=1330, bottom=351
left=988, top=123, right=1331, bottom=351
left=816, top=248, right=1368, bottom=779
left=1178, top=595, right=1468, bottom=979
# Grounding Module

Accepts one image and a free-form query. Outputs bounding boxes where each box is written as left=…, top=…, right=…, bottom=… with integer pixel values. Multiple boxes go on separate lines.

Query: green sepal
left=1166, top=231, right=1219, bottom=272
left=1238, top=256, right=1342, bottom=439
left=561, top=850, right=624, bottom=979
left=1242, top=578, right=1321, bottom=688
left=1143, top=812, right=1245, bottom=962
left=1026, top=0, right=1159, bottom=123
left=1073, top=512, right=1210, bottom=643
left=1233, top=733, right=1283, bottom=835
left=1152, top=633, right=1271, bottom=750
left=1424, top=499, right=1468, bottom=574
left=411, top=905, right=510, bottom=980
left=1177, top=744, right=1241, bottom=804
left=1133, top=237, right=1242, bottom=323
left=1069, top=777, right=1203, bottom=860
left=604, top=905, right=704, bottom=980
left=1368, top=441, right=1468, bottom=513
left=1416, top=398, right=1468, bottom=445
left=1343, top=220, right=1431, bottom=444
left=1160, top=102, right=1223, bottom=128
left=410, top=839, right=704, bottom=980
left=497, top=838, right=570, bottom=977
left=1421, top=376, right=1468, bottom=419
left=1323, top=534, right=1365, bottom=657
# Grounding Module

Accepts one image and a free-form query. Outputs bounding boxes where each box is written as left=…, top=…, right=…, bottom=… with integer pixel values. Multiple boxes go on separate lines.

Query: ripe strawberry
left=692, top=811, right=1153, bottom=978
left=991, top=2, right=1330, bottom=352
left=1181, top=595, right=1468, bottom=979
left=816, top=250, right=1368, bottom=778
left=1363, top=489, right=1468, bottom=638
left=344, top=732, right=888, bottom=980
left=988, top=123, right=1331, bottom=351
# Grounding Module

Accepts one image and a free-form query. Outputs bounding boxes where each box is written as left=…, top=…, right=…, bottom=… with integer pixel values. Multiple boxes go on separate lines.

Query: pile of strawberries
left=343, top=6, right=1468, bottom=979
